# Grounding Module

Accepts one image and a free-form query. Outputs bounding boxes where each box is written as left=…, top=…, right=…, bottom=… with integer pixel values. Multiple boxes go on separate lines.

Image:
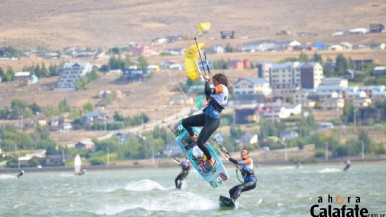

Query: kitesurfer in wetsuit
left=17, top=170, right=24, bottom=178
left=343, top=159, right=351, bottom=171
left=182, top=73, right=229, bottom=174
left=222, top=147, right=257, bottom=201
left=175, top=158, right=192, bottom=189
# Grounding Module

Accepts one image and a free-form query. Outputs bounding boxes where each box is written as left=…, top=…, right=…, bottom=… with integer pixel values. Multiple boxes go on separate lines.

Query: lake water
left=0, top=164, right=385, bottom=217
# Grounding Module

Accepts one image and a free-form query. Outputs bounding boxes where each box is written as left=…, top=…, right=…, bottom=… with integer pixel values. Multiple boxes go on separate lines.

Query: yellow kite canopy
left=198, top=22, right=211, bottom=34
left=184, top=43, right=205, bottom=80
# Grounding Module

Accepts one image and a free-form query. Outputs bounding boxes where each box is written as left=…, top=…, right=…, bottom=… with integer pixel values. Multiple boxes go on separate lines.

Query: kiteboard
left=171, top=124, right=229, bottom=188
left=219, top=195, right=236, bottom=209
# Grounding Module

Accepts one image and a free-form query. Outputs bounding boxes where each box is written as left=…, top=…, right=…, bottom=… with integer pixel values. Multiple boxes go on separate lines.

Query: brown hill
left=0, top=0, right=385, bottom=49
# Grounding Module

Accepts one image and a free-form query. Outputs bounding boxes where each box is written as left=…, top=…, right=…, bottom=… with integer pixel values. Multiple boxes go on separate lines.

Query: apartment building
left=257, top=61, right=323, bottom=100
left=56, top=62, right=93, bottom=91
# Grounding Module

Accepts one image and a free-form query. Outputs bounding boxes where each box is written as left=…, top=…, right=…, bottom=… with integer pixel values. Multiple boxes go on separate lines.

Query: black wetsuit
left=228, top=157, right=257, bottom=201
left=182, top=113, right=219, bottom=160
left=175, top=162, right=190, bottom=189
left=17, top=171, right=24, bottom=178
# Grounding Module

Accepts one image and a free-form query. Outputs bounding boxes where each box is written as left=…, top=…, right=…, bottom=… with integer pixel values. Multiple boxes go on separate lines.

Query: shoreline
left=1, top=158, right=385, bottom=174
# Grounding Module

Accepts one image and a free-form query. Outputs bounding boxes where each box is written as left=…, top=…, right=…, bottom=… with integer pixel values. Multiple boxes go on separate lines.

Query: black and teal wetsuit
left=228, top=157, right=257, bottom=201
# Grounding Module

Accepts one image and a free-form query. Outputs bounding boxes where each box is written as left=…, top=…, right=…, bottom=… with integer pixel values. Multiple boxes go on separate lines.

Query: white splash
left=94, top=191, right=218, bottom=215
left=0, top=174, right=16, bottom=179
left=124, top=179, right=171, bottom=191
left=318, top=168, right=342, bottom=173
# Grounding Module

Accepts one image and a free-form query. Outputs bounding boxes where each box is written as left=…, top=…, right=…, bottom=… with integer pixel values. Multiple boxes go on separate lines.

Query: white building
left=232, top=77, right=271, bottom=105
left=233, top=77, right=272, bottom=96
left=358, top=85, right=385, bottom=98
left=56, top=62, right=93, bottom=91
left=321, top=77, right=348, bottom=87
left=262, top=104, right=302, bottom=119
left=213, top=45, right=225, bottom=53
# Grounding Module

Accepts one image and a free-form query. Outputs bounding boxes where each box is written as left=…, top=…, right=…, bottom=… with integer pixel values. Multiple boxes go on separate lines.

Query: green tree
left=375, top=76, right=386, bottom=85
left=75, top=77, right=87, bottom=90
left=109, top=56, right=125, bottom=70
left=82, top=101, right=94, bottom=113
left=113, top=111, right=125, bottom=121
left=124, top=55, right=133, bottom=68
left=342, top=101, right=354, bottom=123
left=137, top=56, right=148, bottom=70
left=29, top=103, right=41, bottom=115
left=347, top=57, right=355, bottom=70
left=100, top=65, right=109, bottom=73
left=335, top=54, right=347, bottom=76
left=40, top=62, right=48, bottom=77
left=230, top=126, right=245, bottom=140
left=259, top=120, right=286, bottom=140
left=111, top=47, right=120, bottom=55
left=48, top=63, right=59, bottom=76
left=3, top=66, right=15, bottom=82
left=225, top=43, right=234, bottom=53
left=358, top=130, right=371, bottom=153
left=375, top=100, right=386, bottom=117
left=298, top=52, right=309, bottom=62
left=10, top=99, right=28, bottom=119
left=213, top=59, right=228, bottom=69
left=34, top=64, right=42, bottom=77
left=45, top=106, right=60, bottom=117
left=363, top=63, right=376, bottom=77
left=312, top=52, right=323, bottom=64
left=58, top=99, right=70, bottom=113
left=0, top=67, right=4, bottom=78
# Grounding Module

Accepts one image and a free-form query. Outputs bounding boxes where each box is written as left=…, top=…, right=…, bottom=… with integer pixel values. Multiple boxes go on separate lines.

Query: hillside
left=0, top=0, right=385, bottom=49
left=1, top=0, right=386, bottom=146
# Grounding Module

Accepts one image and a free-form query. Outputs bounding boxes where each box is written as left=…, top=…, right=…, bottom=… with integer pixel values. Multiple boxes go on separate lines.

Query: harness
left=208, top=97, right=225, bottom=113
left=240, top=169, right=255, bottom=177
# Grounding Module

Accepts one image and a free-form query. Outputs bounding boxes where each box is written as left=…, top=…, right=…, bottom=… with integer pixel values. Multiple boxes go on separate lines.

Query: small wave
left=145, top=191, right=217, bottom=212
left=124, top=179, right=172, bottom=191
left=103, top=186, right=122, bottom=193
left=94, top=203, right=138, bottom=216
left=13, top=203, right=26, bottom=208
left=318, top=168, right=342, bottom=173
left=275, top=166, right=297, bottom=170
left=93, top=191, right=217, bottom=215
left=0, top=174, right=16, bottom=180
left=369, top=192, right=380, bottom=196
left=59, top=173, right=75, bottom=177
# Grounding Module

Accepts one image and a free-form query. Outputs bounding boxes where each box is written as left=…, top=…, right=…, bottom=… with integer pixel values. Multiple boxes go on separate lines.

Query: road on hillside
left=98, top=107, right=193, bottom=139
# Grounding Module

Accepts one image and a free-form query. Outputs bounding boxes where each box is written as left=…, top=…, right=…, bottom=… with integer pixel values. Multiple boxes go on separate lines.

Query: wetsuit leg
left=182, top=170, right=189, bottom=179
left=175, top=173, right=183, bottom=189
left=229, top=181, right=256, bottom=201
left=182, top=114, right=206, bottom=137
left=196, top=115, right=220, bottom=160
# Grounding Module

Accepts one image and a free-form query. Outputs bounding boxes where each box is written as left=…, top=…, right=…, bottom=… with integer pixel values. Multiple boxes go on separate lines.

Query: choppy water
left=0, top=164, right=385, bottom=217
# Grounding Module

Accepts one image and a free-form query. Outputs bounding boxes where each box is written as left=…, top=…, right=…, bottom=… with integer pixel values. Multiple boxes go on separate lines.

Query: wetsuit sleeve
left=228, top=157, right=251, bottom=165
left=228, top=157, right=238, bottom=164
left=204, top=81, right=213, bottom=94
left=205, top=82, right=224, bottom=95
